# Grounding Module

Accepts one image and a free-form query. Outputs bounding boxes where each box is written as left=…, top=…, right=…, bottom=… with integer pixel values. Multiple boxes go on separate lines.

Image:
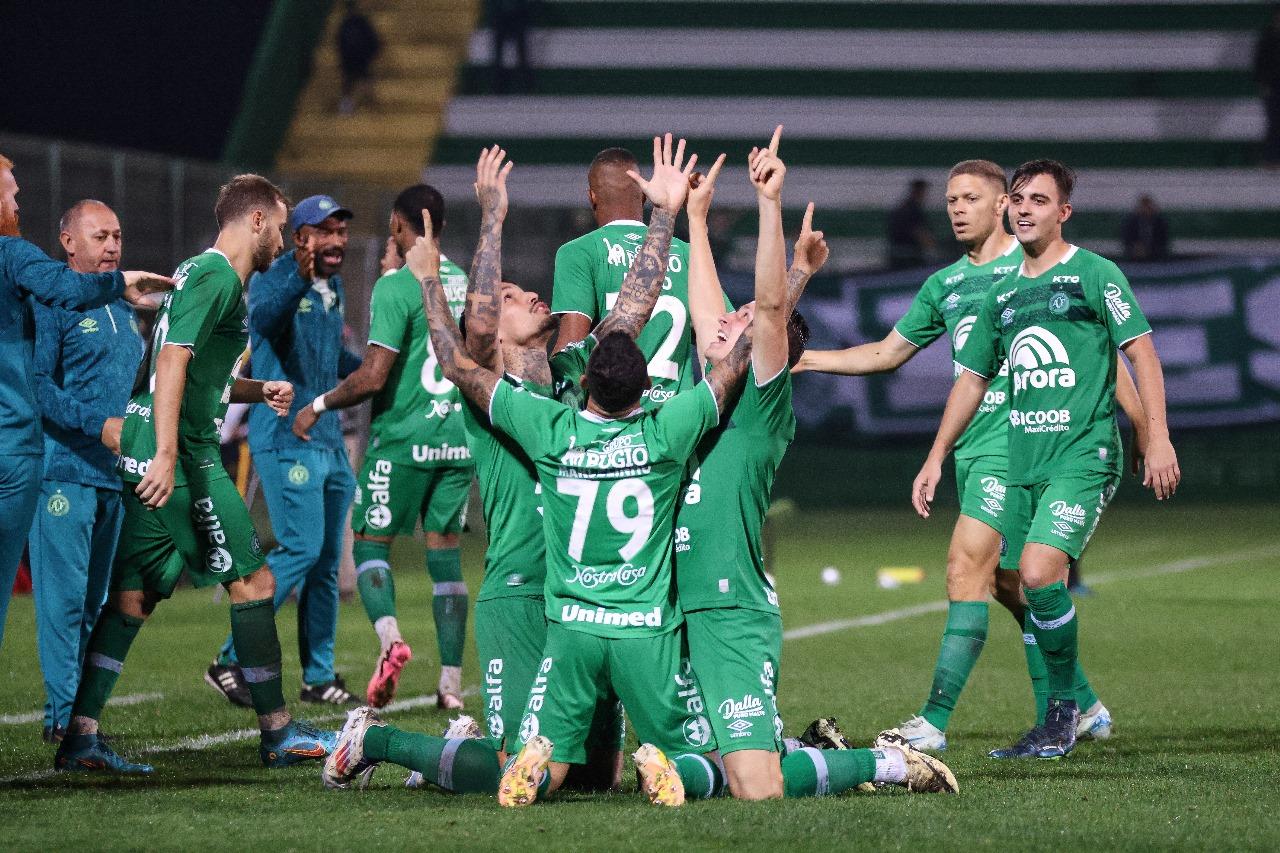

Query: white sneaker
left=444, top=714, right=483, bottom=740
left=894, top=715, right=948, bottom=751
left=437, top=665, right=464, bottom=710
left=1076, top=701, right=1112, bottom=740
left=322, top=706, right=384, bottom=789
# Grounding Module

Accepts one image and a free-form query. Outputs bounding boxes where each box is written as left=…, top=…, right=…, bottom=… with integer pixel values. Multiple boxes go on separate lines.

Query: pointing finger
left=768, top=124, right=783, bottom=155
left=801, top=202, right=815, bottom=234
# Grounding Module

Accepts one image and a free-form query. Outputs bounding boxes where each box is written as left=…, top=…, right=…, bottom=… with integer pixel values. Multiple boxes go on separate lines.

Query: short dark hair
left=948, top=159, right=1007, bottom=194
left=786, top=309, right=811, bottom=368
left=214, top=174, right=287, bottom=228
left=1010, top=159, right=1076, bottom=203
left=586, top=332, right=648, bottom=412
left=590, top=147, right=638, bottom=174
left=393, top=184, right=445, bottom=237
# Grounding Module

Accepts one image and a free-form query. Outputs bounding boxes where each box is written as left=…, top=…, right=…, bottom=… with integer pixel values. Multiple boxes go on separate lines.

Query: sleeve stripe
left=754, top=363, right=788, bottom=388
left=703, top=381, right=721, bottom=427
left=488, top=380, right=502, bottom=423
left=1117, top=330, right=1152, bottom=348
left=956, top=362, right=991, bottom=380
left=366, top=339, right=401, bottom=353
left=891, top=327, right=923, bottom=349
left=551, top=309, right=592, bottom=319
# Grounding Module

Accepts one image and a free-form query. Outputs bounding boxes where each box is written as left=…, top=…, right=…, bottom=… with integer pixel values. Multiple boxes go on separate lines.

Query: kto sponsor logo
left=1010, top=326, right=1076, bottom=393
left=944, top=273, right=964, bottom=285
left=1052, top=274, right=1080, bottom=284
left=567, top=562, right=647, bottom=589
left=560, top=604, right=662, bottom=628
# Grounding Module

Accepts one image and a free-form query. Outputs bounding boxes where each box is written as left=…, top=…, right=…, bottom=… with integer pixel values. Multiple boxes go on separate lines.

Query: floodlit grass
left=1, top=504, right=1277, bottom=851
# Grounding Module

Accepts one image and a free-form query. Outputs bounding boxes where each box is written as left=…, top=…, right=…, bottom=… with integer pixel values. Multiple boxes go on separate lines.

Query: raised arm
left=407, top=211, right=502, bottom=413
left=911, top=369, right=989, bottom=519
left=1121, top=333, right=1180, bottom=499
left=794, top=331, right=918, bottom=375
left=786, top=202, right=828, bottom=311
left=4, top=238, right=172, bottom=310
left=687, top=152, right=729, bottom=364
left=463, top=144, right=513, bottom=371
left=594, top=133, right=697, bottom=341
left=747, top=127, right=790, bottom=380
left=247, top=241, right=314, bottom=341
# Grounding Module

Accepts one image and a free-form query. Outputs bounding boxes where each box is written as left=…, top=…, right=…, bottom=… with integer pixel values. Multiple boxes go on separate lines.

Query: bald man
left=549, top=147, right=697, bottom=409
left=28, top=200, right=146, bottom=742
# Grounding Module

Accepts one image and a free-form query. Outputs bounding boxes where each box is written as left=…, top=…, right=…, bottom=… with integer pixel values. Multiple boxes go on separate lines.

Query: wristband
left=311, top=394, right=328, bottom=414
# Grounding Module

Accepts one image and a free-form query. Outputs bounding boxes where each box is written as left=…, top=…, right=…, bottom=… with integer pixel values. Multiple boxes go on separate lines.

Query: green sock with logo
left=920, top=601, right=988, bottom=731
left=426, top=547, right=467, bottom=668
left=363, top=724, right=500, bottom=794
left=230, top=598, right=286, bottom=716
left=671, top=752, right=724, bottom=799
left=354, top=540, right=396, bottom=624
left=1019, top=613, right=1052, bottom=725
left=781, top=747, right=876, bottom=796
left=71, top=607, right=144, bottom=721
left=1023, top=582, right=1079, bottom=701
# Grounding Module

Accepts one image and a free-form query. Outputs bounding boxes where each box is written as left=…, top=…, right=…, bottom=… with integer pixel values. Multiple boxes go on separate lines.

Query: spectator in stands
left=887, top=178, right=936, bottom=269
left=1121, top=195, right=1170, bottom=261
left=487, top=0, right=538, bottom=93
left=28, top=200, right=146, bottom=743
left=337, top=0, right=382, bottom=116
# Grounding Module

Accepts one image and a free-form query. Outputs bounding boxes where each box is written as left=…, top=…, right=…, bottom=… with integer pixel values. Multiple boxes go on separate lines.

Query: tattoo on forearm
left=706, top=323, right=754, bottom=416
left=465, top=210, right=503, bottom=369
left=786, top=267, right=812, bottom=312
left=596, top=207, right=675, bottom=340
left=420, top=274, right=497, bottom=410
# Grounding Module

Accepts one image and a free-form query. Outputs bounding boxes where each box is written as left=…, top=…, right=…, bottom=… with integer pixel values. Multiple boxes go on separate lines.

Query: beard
left=0, top=203, right=20, bottom=237
left=251, top=232, right=277, bottom=273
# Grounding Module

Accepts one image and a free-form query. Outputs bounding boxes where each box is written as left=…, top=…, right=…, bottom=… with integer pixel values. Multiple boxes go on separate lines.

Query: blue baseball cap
left=290, top=194, right=354, bottom=232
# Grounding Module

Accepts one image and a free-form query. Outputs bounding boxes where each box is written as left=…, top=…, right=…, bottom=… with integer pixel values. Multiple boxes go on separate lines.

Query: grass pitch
left=1, top=503, right=1277, bottom=851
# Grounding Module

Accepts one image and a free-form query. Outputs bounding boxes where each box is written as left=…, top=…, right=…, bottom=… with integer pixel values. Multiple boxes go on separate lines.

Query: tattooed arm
left=464, top=144, right=512, bottom=371
left=407, top=212, right=502, bottom=413
left=594, top=132, right=698, bottom=341
left=786, top=202, right=828, bottom=312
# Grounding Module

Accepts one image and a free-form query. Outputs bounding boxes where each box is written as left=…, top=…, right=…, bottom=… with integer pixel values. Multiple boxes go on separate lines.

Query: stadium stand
left=426, top=0, right=1280, bottom=272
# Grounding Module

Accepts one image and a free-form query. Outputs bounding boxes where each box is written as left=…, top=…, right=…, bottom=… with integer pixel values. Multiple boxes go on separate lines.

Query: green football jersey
left=895, top=239, right=1021, bottom=461
left=488, top=377, right=720, bottom=638
left=956, top=245, right=1151, bottom=485
left=552, top=221, right=692, bottom=408
left=366, top=258, right=472, bottom=468
left=675, top=364, right=795, bottom=614
left=466, top=337, right=595, bottom=602
left=118, top=249, right=247, bottom=486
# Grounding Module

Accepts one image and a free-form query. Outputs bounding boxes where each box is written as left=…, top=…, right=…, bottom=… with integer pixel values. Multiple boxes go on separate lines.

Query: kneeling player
left=56, top=177, right=335, bottom=774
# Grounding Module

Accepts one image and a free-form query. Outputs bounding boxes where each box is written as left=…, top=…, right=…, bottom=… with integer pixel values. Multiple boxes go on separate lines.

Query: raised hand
left=296, top=234, right=316, bottom=281
left=791, top=202, right=829, bottom=277
left=749, top=125, right=786, bottom=201
left=405, top=209, right=441, bottom=282
left=626, top=132, right=698, bottom=213
left=687, top=152, right=727, bottom=222
left=121, top=271, right=176, bottom=306
left=474, top=144, right=513, bottom=222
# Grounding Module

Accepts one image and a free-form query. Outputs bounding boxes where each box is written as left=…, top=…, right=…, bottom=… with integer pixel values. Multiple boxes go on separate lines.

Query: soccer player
left=55, top=175, right=336, bottom=775
left=550, top=146, right=694, bottom=407
left=913, top=159, right=1179, bottom=759
left=295, top=184, right=473, bottom=710
left=677, top=133, right=956, bottom=799
left=205, top=194, right=361, bottom=708
left=28, top=200, right=146, bottom=743
left=0, top=153, right=171, bottom=650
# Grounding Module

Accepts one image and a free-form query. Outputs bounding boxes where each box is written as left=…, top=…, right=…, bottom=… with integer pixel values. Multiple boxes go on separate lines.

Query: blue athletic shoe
left=989, top=698, right=1079, bottom=760
left=260, top=719, right=338, bottom=768
left=54, top=732, right=153, bottom=775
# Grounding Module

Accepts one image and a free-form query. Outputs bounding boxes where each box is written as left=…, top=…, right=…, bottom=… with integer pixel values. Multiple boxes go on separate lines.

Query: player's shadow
left=0, top=775, right=262, bottom=797
left=961, top=725, right=1274, bottom=758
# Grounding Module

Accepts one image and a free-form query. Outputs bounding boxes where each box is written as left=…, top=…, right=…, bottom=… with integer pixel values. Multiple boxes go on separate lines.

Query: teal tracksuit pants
left=219, top=448, right=355, bottom=685
left=0, top=456, right=43, bottom=650
left=28, top=480, right=123, bottom=731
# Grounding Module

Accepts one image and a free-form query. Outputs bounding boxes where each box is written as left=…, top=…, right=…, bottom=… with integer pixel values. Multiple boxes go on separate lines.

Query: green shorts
left=685, top=608, right=783, bottom=755
left=476, top=596, right=624, bottom=755
left=1005, top=470, right=1120, bottom=562
left=956, top=456, right=1018, bottom=571
left=351, top=454, right=471, bottom=536
left=515, top=623, right=713, bottom=764
left=112, top=477, right=264, bottom=597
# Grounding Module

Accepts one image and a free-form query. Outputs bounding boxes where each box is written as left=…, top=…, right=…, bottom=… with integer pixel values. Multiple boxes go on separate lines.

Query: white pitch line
left=783, top=545, right=1279, bottom=643
left=0, top=692, right=165, bottom=726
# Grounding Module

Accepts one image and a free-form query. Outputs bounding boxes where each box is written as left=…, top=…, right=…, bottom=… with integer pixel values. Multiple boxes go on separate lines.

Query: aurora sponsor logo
left=1103, top=282, right=1132, bottom=324
left=566, top=562, right=648, bottom=589
left=952, top=315, right=977, bottom=351
left=1010, top=326, right=1076, bottom=393
left=560, top=604, right=662, bottom=628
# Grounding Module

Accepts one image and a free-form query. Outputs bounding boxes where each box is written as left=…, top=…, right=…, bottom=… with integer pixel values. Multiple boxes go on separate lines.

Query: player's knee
left=111, top=590, right=156, bottom=620
left=992, top=570, right=1024, bottom=610
left=228, top=567, right=276, bottom=602
left=426, top=531, right=459, bottom=550
left=726, top=767, right=783, bottom=801
left=945, top=552, right=988, bottom=600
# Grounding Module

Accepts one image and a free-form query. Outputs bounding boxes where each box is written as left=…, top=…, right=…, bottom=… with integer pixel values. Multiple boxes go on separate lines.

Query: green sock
left=920, top=601, right=988, bottom=730
left=1024, top=582, right=1079, bottom=701
left=1020, top=614, right=1051, bottom=725
left=671, top=752, right=724, bottom=799
left=426, top=547, right=467, bottom=668
left=1073, top=662, right=1100, bottom=712
left=70, top=607, right=143, bottom=721
left=354, top=540, right=396, bottom=624
left=781, top=747, right=876, bottom=797
left=230, top=598, right=286, bottom=716
left=364, top=724, right=500, bottom=794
